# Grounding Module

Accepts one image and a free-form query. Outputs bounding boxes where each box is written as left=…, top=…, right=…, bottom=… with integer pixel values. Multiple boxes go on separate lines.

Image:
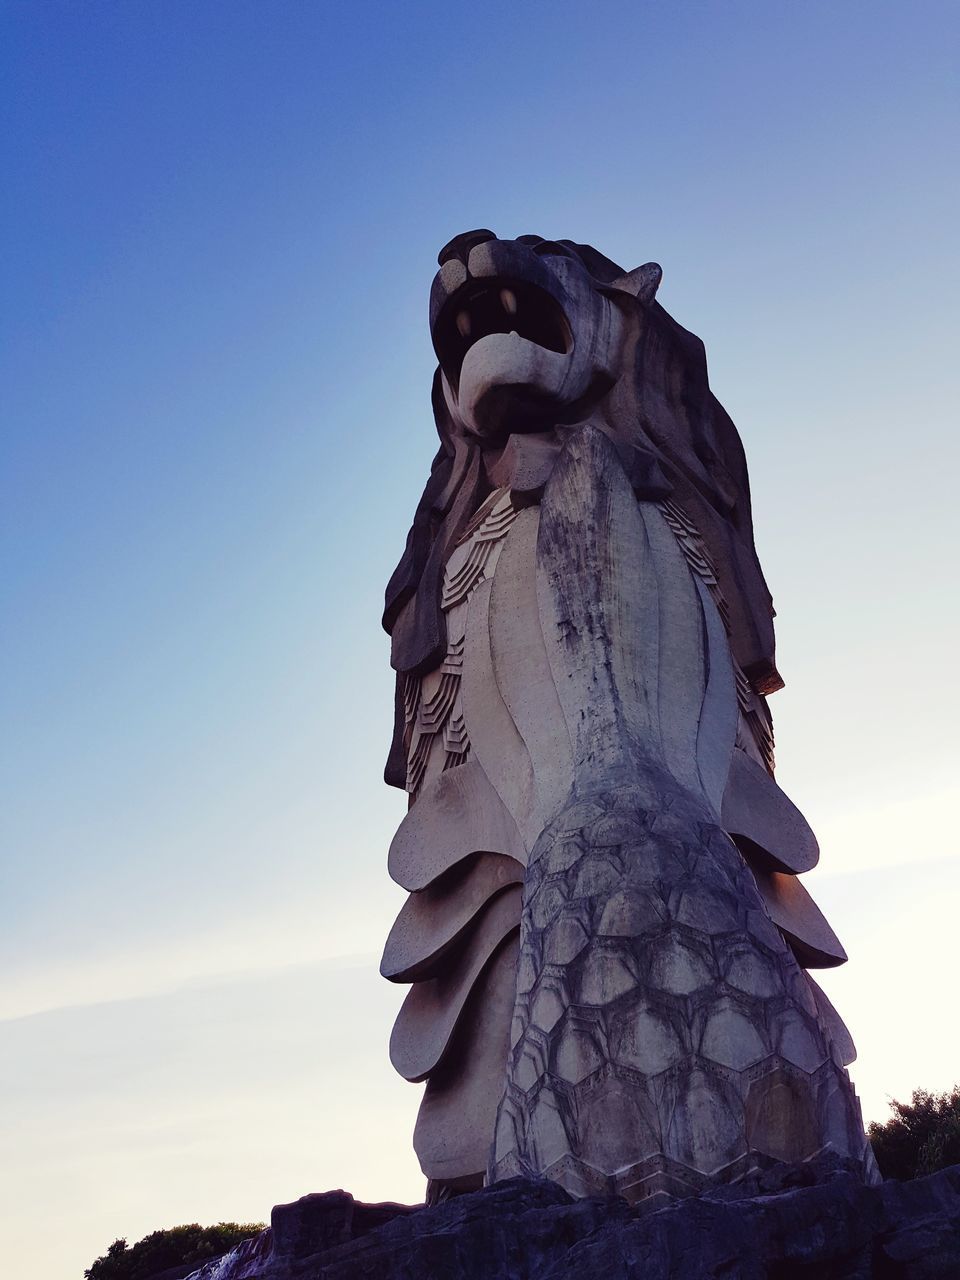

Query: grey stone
left=389, top=887, right=521, bottom=1082
left=414, top=933, right=519, bottom=1186
left=722, top=746, right=820, bottom=873
left=750, top=860, right=848, bottom=968
left=379, top=230, right=876, bottom=1200
left=381, top=852, right=522, bottom=983
left=188, top=1164, right=960, bottom=1280
left=388, top=760, right=526, bottom=891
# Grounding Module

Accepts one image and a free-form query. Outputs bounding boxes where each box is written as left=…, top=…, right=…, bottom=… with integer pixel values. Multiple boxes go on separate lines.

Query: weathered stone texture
left=492, top=781, right=875, bottom=1201
left=379, top=229, right=875, bottom=1199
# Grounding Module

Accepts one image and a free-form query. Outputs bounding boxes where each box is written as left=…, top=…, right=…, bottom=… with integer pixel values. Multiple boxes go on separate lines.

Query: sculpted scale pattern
left=403, top=490, right=519, bottom=799
left=492, top=781, right=865, bottom=1200
left=658, top=497, right=775, bottom=775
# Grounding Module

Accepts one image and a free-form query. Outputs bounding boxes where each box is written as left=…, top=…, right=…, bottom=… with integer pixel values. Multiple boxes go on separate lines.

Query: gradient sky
left=2, top=2, right=958, bottom=1276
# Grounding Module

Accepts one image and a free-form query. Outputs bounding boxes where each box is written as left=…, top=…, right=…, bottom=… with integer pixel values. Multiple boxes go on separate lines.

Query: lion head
left=430, top=229, right=662, bottom=442
left=383, top=230, right=782, bottom=788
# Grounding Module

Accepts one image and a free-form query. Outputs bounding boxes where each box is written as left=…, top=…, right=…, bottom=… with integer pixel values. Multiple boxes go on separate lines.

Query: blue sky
left=2, top=2, right=958, bottom=1276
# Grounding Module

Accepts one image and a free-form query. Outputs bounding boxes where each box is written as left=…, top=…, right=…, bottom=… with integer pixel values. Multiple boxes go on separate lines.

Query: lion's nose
left=437, top=229, right=496, bottom=269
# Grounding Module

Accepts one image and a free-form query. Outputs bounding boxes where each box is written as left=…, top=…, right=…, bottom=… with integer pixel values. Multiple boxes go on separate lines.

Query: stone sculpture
left=380, top=229, right=878, bottom=1205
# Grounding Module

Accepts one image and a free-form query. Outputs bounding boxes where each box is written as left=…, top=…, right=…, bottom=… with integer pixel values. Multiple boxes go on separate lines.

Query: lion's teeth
left=500, top=288, right=518, bottom=315
left=456, top=310, right=471, bottom=338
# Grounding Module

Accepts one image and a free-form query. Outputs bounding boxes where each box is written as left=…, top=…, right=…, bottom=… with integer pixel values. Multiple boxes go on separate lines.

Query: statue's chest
left=402, top=488, right=519, bottom=800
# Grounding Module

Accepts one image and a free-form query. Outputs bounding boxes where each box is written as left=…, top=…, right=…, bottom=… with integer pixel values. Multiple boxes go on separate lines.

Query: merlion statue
left=380, top=229, right=878, bottom=1205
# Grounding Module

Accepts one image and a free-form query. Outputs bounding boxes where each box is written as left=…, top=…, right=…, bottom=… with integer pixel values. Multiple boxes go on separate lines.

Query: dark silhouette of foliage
left=868, top=1085, right=960, bottom=1180
left=84, top=1221, right=264, bottom=1280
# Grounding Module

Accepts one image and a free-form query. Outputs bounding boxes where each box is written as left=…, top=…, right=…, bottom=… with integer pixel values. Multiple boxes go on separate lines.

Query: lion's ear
left=609, top=262, right=662, bottom=305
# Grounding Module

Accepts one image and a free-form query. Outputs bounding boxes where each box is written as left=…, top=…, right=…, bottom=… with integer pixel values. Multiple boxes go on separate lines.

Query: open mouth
left=433, top=278, right=571, bottom=389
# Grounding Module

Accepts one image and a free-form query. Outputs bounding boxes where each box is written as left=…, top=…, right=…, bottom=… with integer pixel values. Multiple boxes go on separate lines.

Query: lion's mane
left=382, top=241, right=780, bottom=788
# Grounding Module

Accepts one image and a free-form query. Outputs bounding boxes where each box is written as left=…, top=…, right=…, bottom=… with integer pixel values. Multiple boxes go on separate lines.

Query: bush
left=868, top=1085, right=960, bottom=1180
left=84, top=1221, right=265, bottom=1280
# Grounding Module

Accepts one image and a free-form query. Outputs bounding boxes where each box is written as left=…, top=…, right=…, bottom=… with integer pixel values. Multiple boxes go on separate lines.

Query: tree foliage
left=868, top=1085, right=960, bottom=1181
left=84, top=1221, right=264, bottom=1280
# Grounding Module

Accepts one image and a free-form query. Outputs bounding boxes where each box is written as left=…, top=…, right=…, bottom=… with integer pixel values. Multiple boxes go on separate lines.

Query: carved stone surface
left=380, top=230, right=877, bottom=1200
left=491, top=780, right=865, bottom=1199
left=185, top=1162, right=960, bottom=1280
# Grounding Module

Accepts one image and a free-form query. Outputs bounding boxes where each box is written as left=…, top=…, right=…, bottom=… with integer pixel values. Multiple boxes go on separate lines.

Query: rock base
left=187, top=1157, right=960, bottom=1279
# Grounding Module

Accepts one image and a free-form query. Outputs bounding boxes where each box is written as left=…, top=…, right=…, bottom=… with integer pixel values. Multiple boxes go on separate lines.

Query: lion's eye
left=532, top=240, right=576, bottom=260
